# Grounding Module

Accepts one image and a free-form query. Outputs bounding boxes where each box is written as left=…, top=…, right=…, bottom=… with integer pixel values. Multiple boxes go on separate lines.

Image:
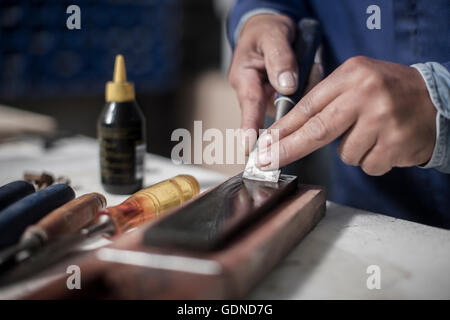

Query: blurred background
left=0, top=0, right=330, bottom=189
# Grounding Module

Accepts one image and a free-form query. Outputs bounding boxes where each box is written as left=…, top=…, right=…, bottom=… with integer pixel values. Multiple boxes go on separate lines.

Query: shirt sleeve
left=227, top=0, right=311, bottom=49
left=412, top=62, right=450, bottom=173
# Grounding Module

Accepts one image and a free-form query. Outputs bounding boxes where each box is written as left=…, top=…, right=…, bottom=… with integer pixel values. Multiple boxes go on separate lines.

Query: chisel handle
left=22, top=193, right=106, bottom=245
left=274, top=18, right=322, bottom=121
left=0, top=184, right=75, bottom=247
left=0, top=181, right=35, bottom=212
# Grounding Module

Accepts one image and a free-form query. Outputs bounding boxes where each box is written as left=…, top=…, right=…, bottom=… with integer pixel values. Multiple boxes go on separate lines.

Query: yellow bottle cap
left=105, top=54, right=135, bottom=102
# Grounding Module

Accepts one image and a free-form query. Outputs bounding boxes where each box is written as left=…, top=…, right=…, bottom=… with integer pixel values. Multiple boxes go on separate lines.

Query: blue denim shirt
left=228, top=0, right=450, bottom=228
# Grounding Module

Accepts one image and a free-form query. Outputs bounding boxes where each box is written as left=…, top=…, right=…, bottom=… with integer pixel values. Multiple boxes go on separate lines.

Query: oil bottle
left=98, top=55, right=146, bottom=194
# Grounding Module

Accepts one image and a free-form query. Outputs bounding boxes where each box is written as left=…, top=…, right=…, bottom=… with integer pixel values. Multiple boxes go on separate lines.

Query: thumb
left=261, top=32, right=298, bottom=95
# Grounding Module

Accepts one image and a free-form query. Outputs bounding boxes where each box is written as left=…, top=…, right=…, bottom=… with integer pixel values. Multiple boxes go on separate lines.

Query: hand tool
left=0, top=193, right=106, bottom=269
left=243, top=18, right=322, bottom=182
left=144, top=173, right=297, bottom=251
left=0, top=184, right=75, bottom=248
left=0, top=175, right=199, bottom=284
left=0, top=181, right=35, bottom=212
left=22, top=193, right=106, bottom=247
left=19, top=184, right=326, bottom=300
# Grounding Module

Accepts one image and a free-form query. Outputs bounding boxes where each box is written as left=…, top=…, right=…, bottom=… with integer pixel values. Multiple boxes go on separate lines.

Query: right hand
left=228, top=14, right=298, bottom=153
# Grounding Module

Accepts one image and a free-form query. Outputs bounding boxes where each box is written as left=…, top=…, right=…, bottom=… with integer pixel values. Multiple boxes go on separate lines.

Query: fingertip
left=277, top=71, right=298, bottom=94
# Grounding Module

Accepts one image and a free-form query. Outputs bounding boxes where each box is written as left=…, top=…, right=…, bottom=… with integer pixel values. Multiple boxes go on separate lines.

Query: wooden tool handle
left=24, top=193, right=106, bottom=243
left=0, top=181, right=35, bottom=212
left=0, top=184, right=75, bottom=248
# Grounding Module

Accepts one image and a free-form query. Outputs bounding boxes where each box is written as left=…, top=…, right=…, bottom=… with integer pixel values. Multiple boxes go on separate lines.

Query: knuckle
left=365, top=72, right=387, bottom=91
left=305, top=115, right=330, bottom=142
left=266, top=46, right=284, bottom=60
left=326, top=103, right=340, bottom=116
left=228, top=71, right=237, bottom=87
left=265, top=45, right=294, bottom=70
left=361, top=161, right=379, bottom=175
left=296, top=96, right=314, bottom=117
left=386, top=130, right=406, bottom=147
left=227, top=63, right=240, bottom=88
left=265, top=24, right=290, bottom=42
left=361, top=156, right=390, bottom=176
left=344, top=56, right=368, bottom=70
left=279, top=142, right=289, bottom=163
left=339, top=149, right=358, bottom=166
left=369, top=167, right=389, bottom=176
left=240, top=90, right=261, bottom=105
left=372, top=103, right=393, bottom=122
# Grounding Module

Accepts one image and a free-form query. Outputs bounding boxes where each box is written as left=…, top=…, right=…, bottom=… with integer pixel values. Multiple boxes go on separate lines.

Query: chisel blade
left=242, top=145, right=280, bottom=183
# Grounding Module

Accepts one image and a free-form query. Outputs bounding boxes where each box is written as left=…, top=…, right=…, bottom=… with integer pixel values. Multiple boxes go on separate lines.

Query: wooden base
left=23, top=184, right=326, bottom=299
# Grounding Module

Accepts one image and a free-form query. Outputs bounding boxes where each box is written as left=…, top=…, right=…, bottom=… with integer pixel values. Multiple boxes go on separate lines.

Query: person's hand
left=228, top=14, right=297, bottom=152
left=257, top=56, right=437, bottom=176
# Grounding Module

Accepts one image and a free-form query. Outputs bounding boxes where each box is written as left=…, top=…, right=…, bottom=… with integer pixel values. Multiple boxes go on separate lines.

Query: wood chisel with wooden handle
left=0, top=175, right=199, bottom=283
left=243, top=18, right=322, bottom=182
left=0, top=181, right=35, bottom=212
left=0, top=184, right=75, bottom=248
left=0, top=193, right=106, bottom=271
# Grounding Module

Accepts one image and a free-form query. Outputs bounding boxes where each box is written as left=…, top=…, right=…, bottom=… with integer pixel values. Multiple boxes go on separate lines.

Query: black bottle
left=98, top=55, right=146, bottom=194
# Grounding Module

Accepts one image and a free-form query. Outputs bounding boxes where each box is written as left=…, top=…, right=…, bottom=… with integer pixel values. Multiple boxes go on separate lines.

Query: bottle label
left=135, top=143, right=145, bottom=180
left=99, top=126, right=145, bottom=185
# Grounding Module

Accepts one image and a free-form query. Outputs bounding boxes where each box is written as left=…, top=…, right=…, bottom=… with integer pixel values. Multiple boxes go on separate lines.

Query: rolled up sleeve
left=227, top=0, right=311, bottom=49
left=412, top=62, right=450, bottom=173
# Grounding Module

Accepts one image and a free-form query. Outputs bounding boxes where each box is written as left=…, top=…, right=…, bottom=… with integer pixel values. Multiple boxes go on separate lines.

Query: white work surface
left=0, top=136, right=449, bottom=299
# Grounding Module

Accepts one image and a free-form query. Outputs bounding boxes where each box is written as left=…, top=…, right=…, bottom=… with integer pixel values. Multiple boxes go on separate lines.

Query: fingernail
left=257, top=150, right=272, bottom=167
left=278, top=71, right=296, bottom=89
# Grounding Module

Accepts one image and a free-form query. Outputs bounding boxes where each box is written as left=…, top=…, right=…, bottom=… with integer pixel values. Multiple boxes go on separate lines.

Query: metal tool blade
left=242, top=145, right=280, bottom=183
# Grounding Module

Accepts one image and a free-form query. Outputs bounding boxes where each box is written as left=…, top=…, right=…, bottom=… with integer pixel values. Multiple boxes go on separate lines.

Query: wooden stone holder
left=22, top=184, right=326, bottom=299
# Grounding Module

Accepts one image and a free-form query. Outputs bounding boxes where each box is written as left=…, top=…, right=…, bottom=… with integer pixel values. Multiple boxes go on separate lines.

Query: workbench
left=0, top=136, right=449, bottom=299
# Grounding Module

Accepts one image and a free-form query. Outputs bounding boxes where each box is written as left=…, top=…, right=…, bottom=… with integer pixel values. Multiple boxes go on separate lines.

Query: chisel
left=0, top=184, right=75, bottom=248
left=243, top=18, right=322, bottom=182
left=0, top=193, right=106, bottom=270
left=0, top=175, right=199, bottom=284
left=0, top=181, right=35, bottom=212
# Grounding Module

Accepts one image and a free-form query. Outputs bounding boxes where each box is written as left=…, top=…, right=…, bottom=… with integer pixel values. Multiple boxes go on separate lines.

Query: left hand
left=257, top=56, right=437, bottom=176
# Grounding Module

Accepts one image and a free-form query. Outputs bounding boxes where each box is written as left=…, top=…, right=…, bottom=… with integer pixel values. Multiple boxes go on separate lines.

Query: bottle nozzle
left=105, top=54, right=135, bottom=102
left=113, top=54, right=127, bottom=83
